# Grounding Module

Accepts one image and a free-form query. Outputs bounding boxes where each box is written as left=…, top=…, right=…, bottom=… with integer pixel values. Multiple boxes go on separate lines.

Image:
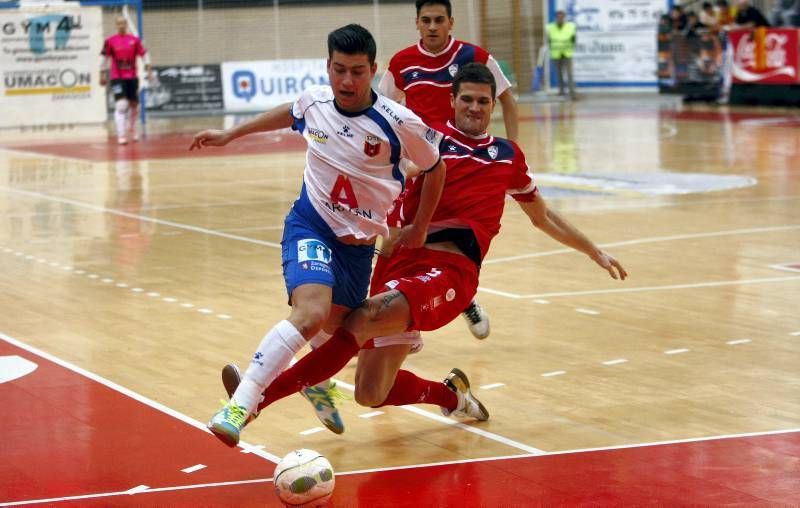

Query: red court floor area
left=1, top=335, right=798, bottom=506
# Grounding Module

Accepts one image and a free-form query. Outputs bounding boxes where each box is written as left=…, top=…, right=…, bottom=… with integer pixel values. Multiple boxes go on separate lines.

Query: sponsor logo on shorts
left=251, top=351, right=264, bottom=366
left=297, top=239, right=331, bottom=263
left=385, top=279, right=400, bottom=289
left=446, top=288, right=456, bottom=301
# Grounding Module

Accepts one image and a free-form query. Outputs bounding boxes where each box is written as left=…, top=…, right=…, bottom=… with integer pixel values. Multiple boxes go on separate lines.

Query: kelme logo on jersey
left=488, top=146, right=498, bottom=160
left=364, top=135, right=381, bottom=157
left=297, top=239, right=332, bottom=264
left=307, top=127, right=329, bottom=144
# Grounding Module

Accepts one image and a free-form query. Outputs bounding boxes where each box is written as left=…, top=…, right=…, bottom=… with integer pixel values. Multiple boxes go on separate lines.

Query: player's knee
left=287, top=307, right=327, bottom=338
left=114, top=99, right=129, bottom=114
left=354, top=383, right=388, bottom=408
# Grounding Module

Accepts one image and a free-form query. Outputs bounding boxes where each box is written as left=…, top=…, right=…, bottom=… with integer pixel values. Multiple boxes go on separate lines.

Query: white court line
left=2, top=425, right=796, bottom=506
left=726, top=339, right=751, bottom=345
left=359, top=411, right=384, bottom=419
left=665, top=348, right=690, bottom=355
left=125, top=485, right=150, bottom=494
left=575, top=308, right=600, bottom=315
left=541, top=371, right=566, bottom=377
left=299, top=427, right=326, bottom=436
left=506, top=275, right=800, bottom=300
left=484, top=224, right=800, bottom=265
left=332, top=380, right=546, bottom=455
left=0, top=332, right=281, bottom=465
left=0, top=186, right=281, bottom=249
left=770, top=263, right=800, bottom=273
left=180, top=464, right=206, bottom=474
left=602, top=359, right=628, bottom=366
left=480, top=383, right=505, bottom=390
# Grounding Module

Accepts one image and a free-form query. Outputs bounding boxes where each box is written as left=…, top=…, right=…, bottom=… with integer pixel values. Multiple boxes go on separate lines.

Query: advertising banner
left=146, top=64, right=223, bottom=113
left=729, top=28, right=800, bottom=85
left=550, top=0, right=668, bottom=86
left=0, top=5, right=106, bottom=128
left=222, top=59, right=329, bottom=112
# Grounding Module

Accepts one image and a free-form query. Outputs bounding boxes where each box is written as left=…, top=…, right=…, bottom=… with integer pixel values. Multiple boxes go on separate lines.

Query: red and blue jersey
left=378, top=38, right=511, bottom=126
left=397, top=121, right=537, bottom=263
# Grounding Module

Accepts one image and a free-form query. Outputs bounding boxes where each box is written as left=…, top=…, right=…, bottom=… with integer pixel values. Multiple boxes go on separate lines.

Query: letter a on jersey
left=330, top=174, right=359, bottom=208
left=364, top=135, right=381, bottom=157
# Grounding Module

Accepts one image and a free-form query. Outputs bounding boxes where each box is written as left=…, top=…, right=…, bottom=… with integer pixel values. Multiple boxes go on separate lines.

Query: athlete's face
left=328, top=51, right=377, bottom=112
left=115, top=17, right=128, bottom=35
left=451, top=82, right=495, bottom=136
left=416, top=4, right=453, bottom=53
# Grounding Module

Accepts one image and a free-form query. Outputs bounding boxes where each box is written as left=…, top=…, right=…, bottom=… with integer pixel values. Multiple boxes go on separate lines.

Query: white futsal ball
left=274, top=449, right=335, bottom=507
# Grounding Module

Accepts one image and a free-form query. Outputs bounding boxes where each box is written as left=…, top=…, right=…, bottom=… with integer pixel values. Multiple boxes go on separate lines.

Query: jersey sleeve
left=136, top=37, right=146, bottom=57
left=486, top=55, right=512, bottom=97
left=378, top=70, right=404, bottom=102
left=506, top=143, right=538, bottom=201
left=398, top=112, right=442, bottom=173
left=290, top=85, right=325, bottom=132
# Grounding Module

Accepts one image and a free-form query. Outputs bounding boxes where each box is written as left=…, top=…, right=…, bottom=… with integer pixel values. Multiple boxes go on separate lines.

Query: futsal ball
left=273, top=449, right=335, bottom=507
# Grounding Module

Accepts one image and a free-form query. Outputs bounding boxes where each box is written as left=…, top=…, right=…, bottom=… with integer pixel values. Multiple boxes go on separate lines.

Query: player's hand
left=591, top=250, right=627, bottom=280
left=190, top=129, right=231, bottom=150
left=99, top=71, right=108, bottom=86
left=394, top=223, right=426, bottom=250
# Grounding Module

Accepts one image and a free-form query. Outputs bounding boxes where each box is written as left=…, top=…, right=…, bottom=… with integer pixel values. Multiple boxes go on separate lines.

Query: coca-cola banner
left=729, top=28, right=800, bottom=85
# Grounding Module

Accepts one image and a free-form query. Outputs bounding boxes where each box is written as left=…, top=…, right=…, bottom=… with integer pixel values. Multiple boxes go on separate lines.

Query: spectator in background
left=683, top=11, right=708, bottom=37
left=716, top=0, right=734, bottom=27
left=734, top=0, right=770, bottom=27
left=700, top=2, right=721, bottom=31
left=770, top=0, right=800, bottom=27
left=546, top=9, right=577, bottom=99
left=669, top=5, right=688, bottom=31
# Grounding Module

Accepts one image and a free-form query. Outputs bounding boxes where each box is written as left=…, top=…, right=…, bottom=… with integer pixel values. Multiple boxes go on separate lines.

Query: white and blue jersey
left=282, top=85, right=442, bottom=309
left=290, top=85, right=442, bottom=240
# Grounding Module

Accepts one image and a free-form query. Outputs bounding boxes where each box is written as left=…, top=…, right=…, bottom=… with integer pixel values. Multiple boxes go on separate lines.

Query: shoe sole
left=447, top=368, right=490, bottom=421
left=208, top=422, right=239, bottom=448
left=222, top=363, right=241, bottom=398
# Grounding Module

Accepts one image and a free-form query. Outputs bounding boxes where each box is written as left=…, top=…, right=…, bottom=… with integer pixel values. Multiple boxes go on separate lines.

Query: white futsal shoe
left=462, top=300, right=490, bottom=339
left=441, top=368, right=489, bottom=421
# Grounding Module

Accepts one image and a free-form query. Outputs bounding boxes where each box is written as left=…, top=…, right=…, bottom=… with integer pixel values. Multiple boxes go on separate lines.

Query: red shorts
left=369, top=246, right=478, bottom=332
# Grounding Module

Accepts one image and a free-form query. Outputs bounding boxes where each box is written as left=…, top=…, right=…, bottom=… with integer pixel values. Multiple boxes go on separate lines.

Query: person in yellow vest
left=547, top=10, right=577, bottom=99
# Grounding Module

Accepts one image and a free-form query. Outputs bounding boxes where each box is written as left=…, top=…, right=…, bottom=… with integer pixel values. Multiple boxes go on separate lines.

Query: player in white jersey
left=190, top=24, right=446, bottom=447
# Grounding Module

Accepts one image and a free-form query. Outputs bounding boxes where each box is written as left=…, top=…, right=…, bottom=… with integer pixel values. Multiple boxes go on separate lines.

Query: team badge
left=488, top=145, right=498, bottom=160
left=448, top=64, right=459, bottom=77
left=364, top=135, right=381, bottom=157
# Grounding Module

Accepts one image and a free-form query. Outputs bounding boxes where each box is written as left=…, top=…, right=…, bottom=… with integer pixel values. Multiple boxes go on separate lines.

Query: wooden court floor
left=1, top=95, right=798, bottom=503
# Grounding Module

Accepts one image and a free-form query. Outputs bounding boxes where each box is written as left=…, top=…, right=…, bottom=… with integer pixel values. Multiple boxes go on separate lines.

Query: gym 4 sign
left=729, top=28, right=800, bottom=84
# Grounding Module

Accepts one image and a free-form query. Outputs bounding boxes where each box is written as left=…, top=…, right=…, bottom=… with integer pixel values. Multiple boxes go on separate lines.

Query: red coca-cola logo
left=731, top=29, right=798, bottom=83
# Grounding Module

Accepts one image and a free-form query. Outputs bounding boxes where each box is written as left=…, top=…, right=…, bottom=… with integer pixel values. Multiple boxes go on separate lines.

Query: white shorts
left=366, top=330, right=424, bottom=354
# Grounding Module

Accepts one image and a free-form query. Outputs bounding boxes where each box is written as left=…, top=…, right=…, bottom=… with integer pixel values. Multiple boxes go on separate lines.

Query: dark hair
left=416, top=0, right=452, bottom=17
left=452, top=62, right=496, bottom=98
left=327, top=24, right=376, bottom=65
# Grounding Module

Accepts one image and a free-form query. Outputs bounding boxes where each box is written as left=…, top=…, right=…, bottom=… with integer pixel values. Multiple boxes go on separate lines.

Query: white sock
left=233, top=320, right=306, bottom=414
left=113, top=99, right=129, bottom=139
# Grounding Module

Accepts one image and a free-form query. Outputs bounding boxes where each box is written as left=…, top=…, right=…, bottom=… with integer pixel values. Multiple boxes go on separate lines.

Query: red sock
left=376, top=369, right=457, bottom=411
left=257, top=328, right=359, bottom=411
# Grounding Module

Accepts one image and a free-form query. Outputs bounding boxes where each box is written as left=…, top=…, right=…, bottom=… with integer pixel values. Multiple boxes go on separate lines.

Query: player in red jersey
left=379, top=0, right=519, bottom=339
left=100, top=16, right=152, bottom=145
left=222, top=63, right=626, bottom=423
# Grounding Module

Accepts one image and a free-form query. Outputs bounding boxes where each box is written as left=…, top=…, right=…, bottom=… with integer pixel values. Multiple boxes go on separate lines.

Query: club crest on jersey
left=448, top=64, right=459, bottom=77
left=364, top=135, right=381, bottom=157
left=488, top=145, right=498, bottom=160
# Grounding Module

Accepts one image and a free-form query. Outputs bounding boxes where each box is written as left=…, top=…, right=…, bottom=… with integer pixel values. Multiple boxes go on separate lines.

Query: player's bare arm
left=518, top=194, right=627, bottom=280
left=395, top=158, right=446, bottom=249
left=189, top=102, right=294, bottom=150
left=498, top=89, right=519, bottom=142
